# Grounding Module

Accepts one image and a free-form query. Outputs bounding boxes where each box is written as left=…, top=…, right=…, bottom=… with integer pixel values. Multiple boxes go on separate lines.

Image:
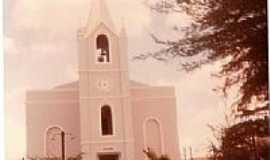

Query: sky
left=4, top=0, right=231, bottom=159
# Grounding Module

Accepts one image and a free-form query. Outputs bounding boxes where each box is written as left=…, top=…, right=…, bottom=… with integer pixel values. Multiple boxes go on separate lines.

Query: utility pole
left=189, top=146, right=193, bottom=160
left=183, top=147, right=187, bottom=160
left=61, top=131, right=66, bottom=160
left=50, top=130, right=75, bottom=160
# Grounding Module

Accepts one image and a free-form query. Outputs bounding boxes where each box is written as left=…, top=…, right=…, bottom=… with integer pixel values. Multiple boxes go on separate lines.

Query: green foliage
left=143, top=147, right=171, bottom=160
left=66, top=153, right=83, bottom=160
left=209, top=116, right=270, bottom=160
left=28, top=157, right=61, bottom=160
left=136, top=0, right=269, bottom=114
left=27, top=153, right=83, bottom=160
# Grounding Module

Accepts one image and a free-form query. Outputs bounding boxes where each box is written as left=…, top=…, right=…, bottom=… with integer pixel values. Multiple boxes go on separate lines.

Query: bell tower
left=77, top=0, right=134, bottom=160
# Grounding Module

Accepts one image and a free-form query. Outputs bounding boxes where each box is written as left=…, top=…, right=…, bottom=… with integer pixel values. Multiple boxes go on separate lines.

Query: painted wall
left=26, top=90, right=81, bottom=158
left=131, top=87, right=181, bottom=160
left=25, top=84, right=180, bottom=160
left=78, top=22, right=135, bottom=160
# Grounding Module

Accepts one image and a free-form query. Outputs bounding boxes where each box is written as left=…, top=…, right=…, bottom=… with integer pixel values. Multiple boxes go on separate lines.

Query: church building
left=25, top=0, right=180, bottom=160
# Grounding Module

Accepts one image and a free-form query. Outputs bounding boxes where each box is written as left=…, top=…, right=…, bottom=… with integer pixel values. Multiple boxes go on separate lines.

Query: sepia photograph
left=4, top=0, right=269, bottom=160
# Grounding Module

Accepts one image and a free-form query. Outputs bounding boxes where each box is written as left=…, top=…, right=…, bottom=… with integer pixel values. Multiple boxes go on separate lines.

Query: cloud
left=4, top=37, right=19, bottom=55
left=108, top=0, right=152, bottom=35
left=6, top=0, right=152, bottom=38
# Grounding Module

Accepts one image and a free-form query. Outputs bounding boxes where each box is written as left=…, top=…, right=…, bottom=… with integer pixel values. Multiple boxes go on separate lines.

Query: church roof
left=53, top=81, right=79, bottom=89
left=53, top=80, right=150, bottom=90
left=85, top=0, right=116, bottom=36
left=129, top=80, right=149, bottom=87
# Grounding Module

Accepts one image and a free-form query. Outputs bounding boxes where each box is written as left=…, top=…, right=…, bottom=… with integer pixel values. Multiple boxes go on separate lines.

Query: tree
left=208, top=116, right=270, bottom=160
left=138, top=1, right=269, bottom=159
left=137, top=0, right=269, bottom=114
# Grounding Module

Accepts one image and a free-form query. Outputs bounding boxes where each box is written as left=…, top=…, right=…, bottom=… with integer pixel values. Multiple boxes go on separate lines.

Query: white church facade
left=25, top=0, right=180, bottom=160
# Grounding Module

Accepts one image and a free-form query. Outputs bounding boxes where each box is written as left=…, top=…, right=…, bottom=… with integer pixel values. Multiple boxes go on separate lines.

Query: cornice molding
left=78, top=69, right=128, bottom=73
left=81, top=139, right=134, bottom=145
left=25, top=100, right=79, bottom=104
left=131, top=96, right=176, bottom=101
left=80, top=96, right=129, bottom=99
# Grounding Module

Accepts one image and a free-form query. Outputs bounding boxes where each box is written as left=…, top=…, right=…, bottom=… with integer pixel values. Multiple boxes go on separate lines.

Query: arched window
left=101, top=105, right=113, bottom=135
left=45, top=126, right=63, bottom=158
left=144, top=118, right=163, bottom=155
left=96, top=34, right=110, bottom=63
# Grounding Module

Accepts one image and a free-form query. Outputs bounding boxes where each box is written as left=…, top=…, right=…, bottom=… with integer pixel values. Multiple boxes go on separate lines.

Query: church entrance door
left=98, top=154, right=119, bottom=160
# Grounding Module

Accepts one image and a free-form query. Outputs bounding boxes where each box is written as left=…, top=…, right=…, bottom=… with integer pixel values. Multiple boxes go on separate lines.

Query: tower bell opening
left=96, top=34, right=110, bottom=63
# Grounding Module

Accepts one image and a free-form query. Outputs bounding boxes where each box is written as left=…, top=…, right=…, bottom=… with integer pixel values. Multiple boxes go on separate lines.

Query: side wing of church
left=25, top=0, right=180, bottom=160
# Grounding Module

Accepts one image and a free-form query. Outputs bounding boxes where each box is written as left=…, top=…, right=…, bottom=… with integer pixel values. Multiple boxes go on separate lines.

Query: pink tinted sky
left=4, top=0, right=233, bottom=159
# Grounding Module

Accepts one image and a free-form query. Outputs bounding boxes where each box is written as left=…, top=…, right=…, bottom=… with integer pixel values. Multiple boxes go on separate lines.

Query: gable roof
left=53, top=80, right=150, bottom=90
left=53, top=81, right=79, bottom=89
